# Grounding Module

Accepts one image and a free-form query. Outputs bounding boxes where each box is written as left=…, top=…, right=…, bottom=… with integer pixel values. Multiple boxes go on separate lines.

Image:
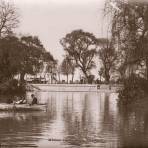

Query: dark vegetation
left=118, top=74, right=148, bottom=106
left=0, top=34, right=55, bottom=97
left=104, top=0, right=148, bottom=106
left=0, top=1, right=55, bottom=99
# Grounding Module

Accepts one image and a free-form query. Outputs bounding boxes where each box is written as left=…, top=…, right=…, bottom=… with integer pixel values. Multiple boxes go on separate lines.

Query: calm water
left=0, top=92, right=148, bottom=148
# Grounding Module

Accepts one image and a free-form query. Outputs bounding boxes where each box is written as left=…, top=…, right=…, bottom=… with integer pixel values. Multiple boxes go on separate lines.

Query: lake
left=0, top=91, right=148, bottom=148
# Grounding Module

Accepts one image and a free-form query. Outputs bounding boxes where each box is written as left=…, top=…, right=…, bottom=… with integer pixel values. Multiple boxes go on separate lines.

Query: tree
left=98, top=40, right=118, bottom=83
left=87, top=74, right=95, bottom=84
left=42, top=50, right=57, bottom=84
left=61, top=56, right=74, bottom=83
left=98, top=67, right=104, bottom=82
left=19, top=35, right=45, bottom=85
left=56, top=65, right=61, bottom=83
left=60, top=29, right=97, bottom=82
left=0, top=35, right=55, bottom=95
left=105, top=0, right=148, bottom=79
left=70, top=59, right=76, bottom=83
left=0, top=0, right=19, bottom=37
left=0, top=36, right=22, bottom=81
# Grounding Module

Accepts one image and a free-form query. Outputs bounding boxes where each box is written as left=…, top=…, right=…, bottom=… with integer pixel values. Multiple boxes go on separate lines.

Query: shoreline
left=26, top=84, right=123, bottom=93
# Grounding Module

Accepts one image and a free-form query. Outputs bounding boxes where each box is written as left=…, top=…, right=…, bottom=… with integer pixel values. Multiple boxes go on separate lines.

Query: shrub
left=0, top=79, right=26, bottom=96
left=118, top=74, right=148, bottom=106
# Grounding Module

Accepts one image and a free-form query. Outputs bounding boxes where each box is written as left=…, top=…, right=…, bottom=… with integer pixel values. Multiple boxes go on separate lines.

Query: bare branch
left=0, top=0, right=19, bottom=37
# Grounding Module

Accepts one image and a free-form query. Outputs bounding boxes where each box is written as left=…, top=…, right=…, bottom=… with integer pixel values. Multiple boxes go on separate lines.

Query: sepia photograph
left=0, top=0, right=148, bottom=147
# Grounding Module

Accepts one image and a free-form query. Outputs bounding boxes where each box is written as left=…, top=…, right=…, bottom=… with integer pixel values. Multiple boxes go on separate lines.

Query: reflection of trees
left=63, top=93, right=119, bottom=147
left=0, top=112, right=49, bottom=147
left=46, top=95, right=57, bottom=120
left=102, top=93, right=115, bottom=132
left=119, top=108, right=148, bottom=147
left=63, top=95, right=74, bottom=135
left=95, top=93, right=119, bottom=148
left=63, top=93, right=93, bottom=146
left=81, top=94, right=92, bottom=135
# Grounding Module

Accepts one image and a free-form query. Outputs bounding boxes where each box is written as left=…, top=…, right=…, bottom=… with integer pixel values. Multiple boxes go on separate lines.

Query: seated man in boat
left=31, top=94, right=38, bottom=105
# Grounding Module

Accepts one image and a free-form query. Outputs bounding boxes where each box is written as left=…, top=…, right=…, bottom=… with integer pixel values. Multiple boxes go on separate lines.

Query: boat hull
left=0, top=104, right=47, bottom=112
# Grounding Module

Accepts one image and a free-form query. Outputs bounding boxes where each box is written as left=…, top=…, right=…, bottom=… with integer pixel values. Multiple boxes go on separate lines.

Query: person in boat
left=15, top=96, right=27, bottom=104
left=31, top=94, right=38, bottom=105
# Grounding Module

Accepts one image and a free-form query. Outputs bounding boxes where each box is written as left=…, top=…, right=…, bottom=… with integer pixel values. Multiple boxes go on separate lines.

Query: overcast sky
left=12, top=0, right=106, bottom=62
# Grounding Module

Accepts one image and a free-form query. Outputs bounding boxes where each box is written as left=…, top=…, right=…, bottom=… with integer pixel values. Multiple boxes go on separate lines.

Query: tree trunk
left=99, top=75, right=101, bottom=82
left=105, top=70, right=110, bottom=84
left=58, top=73, right=61, bottom=83
left=20, top=72, right=25, bottom=86
left=82, top=69, right=89, bottom=84
left=51, top=74, right=53, bottom=84
left=67, top=74, right=69, bottom=84
left=71, top=73, right=74, bottom=83
left=146, top=58, right=148, bottom=80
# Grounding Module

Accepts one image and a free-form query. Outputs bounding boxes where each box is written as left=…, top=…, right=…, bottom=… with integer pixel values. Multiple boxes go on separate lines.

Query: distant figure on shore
left=109, top=85, right=111, bottom=90
left=31, top=94, right=38, bottom=105
left=97, top=84, right=100, bottom=89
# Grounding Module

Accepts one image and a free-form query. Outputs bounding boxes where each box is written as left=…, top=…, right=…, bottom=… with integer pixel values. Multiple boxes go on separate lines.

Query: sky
left=11, top=0, right=107, bottom=62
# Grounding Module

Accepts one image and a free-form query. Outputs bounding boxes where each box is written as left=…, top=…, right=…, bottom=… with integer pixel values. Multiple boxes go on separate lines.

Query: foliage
left=43, top=51, right=57, bottom=74
left=105, top=0, right=148, bottom=79
left=60, top=29, right=97, bottom=82
left=45, top=60, right=57, bottom=84
left=104, top=0, right=148, bottom=107
left=98, top=67, right=105, bottom=81
left=0, top=35, right=55, bottom=93
left=0, top=35, right=46, bottom=85
left=0, top=79, right=25, bottom=96
left=0, top=36, right=22, bottom=81
left=0, top=0, right=56, bottom=96
left=19, top=35, right=47, bottom=84
left=118, top=74, right=148, bottom=106
left=43, top=51, right=55, bottom=63
left=87, top=75, right=95, bottom=84
left=61, top=56, right=75, bottom=83
left=98, top=40, right=118, bottom=83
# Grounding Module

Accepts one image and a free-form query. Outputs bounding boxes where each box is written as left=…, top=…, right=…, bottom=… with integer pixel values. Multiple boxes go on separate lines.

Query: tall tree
left=43, top=52, right=57, bottom=84
left=60, top=29, right=97, bottom=82
left=56, top=65, right=61, bottom=83
left=105, top=0, right=148, bottom=79
left=98, top=40, right=118, bottom=83
left=0, top=0, right=19, bottom=37
left=19, top=36, right=45, bottom=84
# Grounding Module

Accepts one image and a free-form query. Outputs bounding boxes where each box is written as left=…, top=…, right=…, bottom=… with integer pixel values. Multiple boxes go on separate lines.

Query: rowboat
left=0, top=103, right=47, bottom=112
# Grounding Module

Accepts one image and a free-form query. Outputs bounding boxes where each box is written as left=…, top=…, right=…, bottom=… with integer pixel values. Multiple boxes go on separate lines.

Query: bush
left=118, top=74, right=148, bottom=106
left=0, top=79, right=26, bottom=96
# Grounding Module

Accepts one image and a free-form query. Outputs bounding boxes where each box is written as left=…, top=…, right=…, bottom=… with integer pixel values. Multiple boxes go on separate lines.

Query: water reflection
left=119, top=108, right=148, bottom=148
left=0, top=92, right=148, bottom=147
left=0, top=112, right=50, bottom=147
